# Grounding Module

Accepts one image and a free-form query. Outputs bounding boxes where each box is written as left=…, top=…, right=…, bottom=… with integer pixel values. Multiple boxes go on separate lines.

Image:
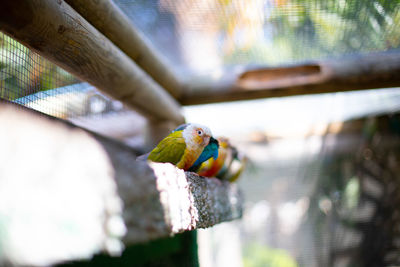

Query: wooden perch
left=0, top=101, right=242, bottom=266
left=0, top=0, right=184, bottom=124
left=65, top=0, right=183, bottom=99
left=181, top=51, right=400, bottom=105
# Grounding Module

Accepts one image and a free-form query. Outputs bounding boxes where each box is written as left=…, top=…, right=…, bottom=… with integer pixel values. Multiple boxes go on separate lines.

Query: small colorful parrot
left=221, top=150, right=248, bottom=182
left=197, top=137, right=232, bottom=177
left=146, top=123, right=218, bottom=171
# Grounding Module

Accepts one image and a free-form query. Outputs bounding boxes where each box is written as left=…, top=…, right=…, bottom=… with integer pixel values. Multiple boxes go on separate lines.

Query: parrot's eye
left=197, top=130, right=203, bottom=136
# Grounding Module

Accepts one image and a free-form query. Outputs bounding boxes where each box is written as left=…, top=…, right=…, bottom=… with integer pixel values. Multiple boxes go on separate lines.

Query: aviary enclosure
left=0, top=0, right=400, bottom=266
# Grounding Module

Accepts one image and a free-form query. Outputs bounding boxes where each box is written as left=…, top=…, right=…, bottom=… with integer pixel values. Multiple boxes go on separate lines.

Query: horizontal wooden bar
left=181, top=51, right=400, bottom=105
left=0, top=101, right=242, bottom=266
left=65, top=0, right=183, bottom=99
left=0, top=0, right=184, bottom=124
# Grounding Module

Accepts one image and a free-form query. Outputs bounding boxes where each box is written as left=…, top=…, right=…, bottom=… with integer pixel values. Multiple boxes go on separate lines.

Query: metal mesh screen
left=0, top=32, right=77, bottom=110
left=115, top=0, right=400, bottom=77
left=0, top=32, right=145, bottom=147
left=208, top=113, right=400, bottom=267
left=307, top=114, right=400, bottom=267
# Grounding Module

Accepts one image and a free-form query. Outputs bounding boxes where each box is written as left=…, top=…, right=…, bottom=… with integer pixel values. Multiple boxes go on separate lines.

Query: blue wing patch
left=172, top=123, right=189, bottom=133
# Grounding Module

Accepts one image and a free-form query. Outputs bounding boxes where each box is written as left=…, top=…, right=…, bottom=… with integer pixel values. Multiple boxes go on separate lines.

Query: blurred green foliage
left=225, top=0, right=400, bottom=65
left=243, top=243, right=298, bottom=267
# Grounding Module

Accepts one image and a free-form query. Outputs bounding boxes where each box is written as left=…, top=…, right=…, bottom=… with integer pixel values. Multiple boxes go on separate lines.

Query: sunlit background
left=116, top=0, right=400, bottom=77
left=1, top=0, right=400, bottom=266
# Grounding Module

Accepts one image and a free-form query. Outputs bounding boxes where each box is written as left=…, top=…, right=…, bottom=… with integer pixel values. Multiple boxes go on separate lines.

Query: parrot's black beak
left=210, top=136, right=219, bottom=147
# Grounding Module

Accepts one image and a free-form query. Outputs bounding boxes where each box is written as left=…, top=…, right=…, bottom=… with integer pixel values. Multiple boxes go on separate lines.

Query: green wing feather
left=148, top=131, right=186, bottom=165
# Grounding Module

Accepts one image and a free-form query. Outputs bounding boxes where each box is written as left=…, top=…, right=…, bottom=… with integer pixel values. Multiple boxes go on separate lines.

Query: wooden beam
left=65, top=0, right=183, bottom=99
left=0, top=101, right=242, bottom=266
left=0, top=0, right=184, bottom=124
left=181, top=51, right=400, bottom=105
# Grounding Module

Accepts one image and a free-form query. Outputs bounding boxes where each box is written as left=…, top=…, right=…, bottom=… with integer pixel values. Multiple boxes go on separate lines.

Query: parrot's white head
left=182, top=123, right=212, bottom=149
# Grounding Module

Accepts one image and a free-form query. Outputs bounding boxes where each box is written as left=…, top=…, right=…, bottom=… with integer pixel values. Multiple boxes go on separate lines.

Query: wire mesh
left=312, top=114, right=400, bottom=267
left=0, top=32, right=146, bottom=147
left=0, top=33, right=78, bottom=114
left=217, top=113, right=400, bottom=267
left=115, top=0, right=400, bottom=77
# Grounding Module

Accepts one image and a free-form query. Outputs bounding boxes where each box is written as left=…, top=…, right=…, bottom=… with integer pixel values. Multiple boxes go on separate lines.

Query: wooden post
left=65, top=0, right=183, bottom=99
left=0, top=0, right=184, bottom=124
left=180, top=51, right=400, bottom=105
